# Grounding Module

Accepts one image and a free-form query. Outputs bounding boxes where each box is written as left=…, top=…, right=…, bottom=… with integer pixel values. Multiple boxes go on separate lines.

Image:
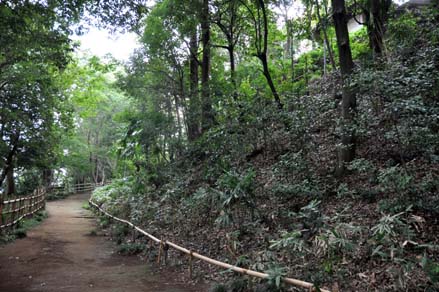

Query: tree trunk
left=6, top=166, right=15, bottom=195
left=258, top=0, right=283, bottom=109
left=369, top=0, right=391, bottom=57
left=42, top=168, right=53, bottom=187
left=363, top=0, right=391, bottom=57
left=165, top=94, right=174, bottom=161
left=315, top=0, right=337, bottom=70
left=332, top=0, right=356, bottom=176
left=258, top=54, right=282, bottom=109
left=200, top=0, right=214, bottom=133
left=174, top=93, right=183, bottom=143
left=289, top=20, right=295, bottom=84
left=188, top=31, right=201, bottom=141
left=228, top=46, right=238, bottom=100
left=304, top=54, right=309, bottom=87
left=0, top=133, right=20, bottom=189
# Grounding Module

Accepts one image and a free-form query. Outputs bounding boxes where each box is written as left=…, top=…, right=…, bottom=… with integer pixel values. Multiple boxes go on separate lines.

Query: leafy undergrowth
left=0, top=211, right=48, bottom=244
left=47, top=188, right=75, bottom=201
left=47, top=192, right=70, bottom=201
left=91, top=11, right=439, bottom=292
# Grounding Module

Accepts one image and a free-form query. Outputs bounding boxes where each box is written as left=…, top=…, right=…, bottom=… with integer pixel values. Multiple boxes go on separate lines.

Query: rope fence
left=88, top=199, right=331, bottom=292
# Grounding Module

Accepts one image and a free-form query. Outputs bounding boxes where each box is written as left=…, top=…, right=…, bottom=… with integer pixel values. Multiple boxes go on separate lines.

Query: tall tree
left=212, top=0, right=245, bottom=100
left=242, top=0, right=283, bottom=109
left=274, top=0, right=296, bottom=82
left=0, top=1, right=73, bottom=190
left=332, top=0, right=356, bottom=175
left=188, top=30, right=201, bottom=140
left=353, top=0, right=392, bottom=57
left=314, top=0, right=337, bottom=71
left=147, top=0, right=202, bottom=141
left=201, top=0, right=215, bottom=132
left=368, top=0, right=391, bottom=56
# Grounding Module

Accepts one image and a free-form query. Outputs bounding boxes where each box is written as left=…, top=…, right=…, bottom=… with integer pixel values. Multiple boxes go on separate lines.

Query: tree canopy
left=1, top=0, right=439, bottom=290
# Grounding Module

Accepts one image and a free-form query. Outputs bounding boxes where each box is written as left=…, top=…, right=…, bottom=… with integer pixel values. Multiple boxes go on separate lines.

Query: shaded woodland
left=1, top=0, right=438, bottom=291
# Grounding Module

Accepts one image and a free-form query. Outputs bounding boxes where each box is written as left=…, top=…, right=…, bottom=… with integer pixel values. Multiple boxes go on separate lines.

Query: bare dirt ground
left=0, top=192, right=205, bottom=292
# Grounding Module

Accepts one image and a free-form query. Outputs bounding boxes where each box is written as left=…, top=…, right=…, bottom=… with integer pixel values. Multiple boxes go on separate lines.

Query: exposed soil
left=0, top=192, right=205, bottom=292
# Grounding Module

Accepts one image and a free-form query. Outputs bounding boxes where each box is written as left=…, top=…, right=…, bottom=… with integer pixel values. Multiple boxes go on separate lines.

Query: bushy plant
left=117, top=242, right=146, bottom=255
left=212, top=168, right=257, bottom=226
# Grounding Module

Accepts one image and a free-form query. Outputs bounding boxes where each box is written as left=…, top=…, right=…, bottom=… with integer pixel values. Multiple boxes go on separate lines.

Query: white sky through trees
left=72, top=27, right=139, bottom=61
left=71, top=0, right=411, bottom=62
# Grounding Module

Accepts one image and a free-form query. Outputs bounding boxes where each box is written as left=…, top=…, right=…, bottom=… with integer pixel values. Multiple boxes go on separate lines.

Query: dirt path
left=0, top=193, right=204, bottom=292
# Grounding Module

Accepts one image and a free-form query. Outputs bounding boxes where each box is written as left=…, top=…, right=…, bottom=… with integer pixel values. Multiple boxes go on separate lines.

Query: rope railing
left=88, top=199, right=331, bottom=292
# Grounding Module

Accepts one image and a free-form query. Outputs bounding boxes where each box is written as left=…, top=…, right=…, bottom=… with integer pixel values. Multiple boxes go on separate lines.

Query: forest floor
left=0, top=192, right=205, bottom=292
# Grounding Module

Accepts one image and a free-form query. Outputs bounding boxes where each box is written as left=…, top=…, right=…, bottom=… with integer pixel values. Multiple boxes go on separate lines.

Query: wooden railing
left=48, top=182, right=98, bottom=196
left=0, top=182, right=101, bottom=231
left=73, top=182, right=99, bottom=193
left=89, top=199, right=331, bottom=292
left=0, top=187, right=46, bottom=230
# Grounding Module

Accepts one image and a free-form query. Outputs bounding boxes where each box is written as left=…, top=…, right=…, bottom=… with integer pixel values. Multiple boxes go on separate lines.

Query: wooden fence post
left=0, top=194, right=3, bottom=227
left=12, top=198, right=17, bottom=228
left=189, top=251, right=193, bottom=279
left=31, top=189, right=35, bottom=213
left=38, top=188, right=42, bottom=211
left=157, top=239, right=164, bottom=265
left=18, top=197, right=23, bottom=220
left=163, top=243, right=169, bottom=265
left=42, top=187, right=46, bottom=210
left=36, top=188, right=40, bottom=213
left=131, top=226, right=136, bottom=243
left=27, top=193, right=30, bottom=216
left=31, top=191, right=35, bottom=214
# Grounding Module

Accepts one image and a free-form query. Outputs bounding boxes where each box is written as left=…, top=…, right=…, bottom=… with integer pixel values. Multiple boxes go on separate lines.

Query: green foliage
left=270, top=231, right=306, bottom=254
left=111, top=223, right=130, bottom=244
left=58, top=56, right=131, bottom=184
left=421, top=256, right=439, bottom=284
left=98, top=217, right=111, bottom=229
left=387, top=12, right=418, bottom=49
left=265, top=265, right=287, bottom=289
left=275, top=151, right=308, bottom=176
left=315, top=223, right=360, bottom=256
left=350, top=27, right=371, bottom=61
left=15, top=169, right=43, bottom=196
left=92, top=179, right=135, bottom=205
left=117, top=242, right=146, bottom=255
left=378, top=166, right=412, bottom=194
left=0, top=1, right=76, bottom=192
left=210, top=284, right=228, bottom=292
left=3, top=1, right=438, bottom=291
left=91, top=178, right=137, bottom=220
left=212, top=168, right=258, bottom=227
left=0, top=211, right=48, bottom=244
left=335, top=183, right=354, bottom=198
left=371, top=209, right=414, bottom=244
left=218, top=169, right=256, bottom=209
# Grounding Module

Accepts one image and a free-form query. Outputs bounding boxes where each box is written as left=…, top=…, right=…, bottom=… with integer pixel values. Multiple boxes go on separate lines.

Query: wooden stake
left=12, top=199, right=17, bottom=229
left=0, top=194, right=3, bottom=227
left=189, top=251, right=193, bottom=279
left=157, top=240, right=163, bottom=265
left=131, top=226, right=136, bottom=243
left=163, top=243, right=169, bottom=265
